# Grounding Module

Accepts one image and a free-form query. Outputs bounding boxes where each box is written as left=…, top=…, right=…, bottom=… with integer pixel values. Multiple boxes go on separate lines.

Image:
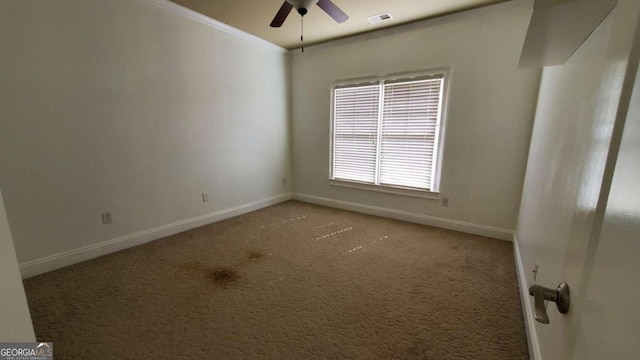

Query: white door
left=515, top=0, right=640, bottom=359
left=569, top=46, right=640, bottom=360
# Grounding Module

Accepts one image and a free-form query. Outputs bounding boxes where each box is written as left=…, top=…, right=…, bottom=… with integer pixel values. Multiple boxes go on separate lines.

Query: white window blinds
left=332, top=73, right=445, bottom=192
left=333, top=84, right=380, bottom=183
left=379, top=78, right=443, bottom=189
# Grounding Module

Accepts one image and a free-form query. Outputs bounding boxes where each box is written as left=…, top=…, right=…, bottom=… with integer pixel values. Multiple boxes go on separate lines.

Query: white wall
left=0, top=189, right=35, bottom=341
left=0, top=0, right=291, bottom=273
left=290, top=1, right=541, bottom=236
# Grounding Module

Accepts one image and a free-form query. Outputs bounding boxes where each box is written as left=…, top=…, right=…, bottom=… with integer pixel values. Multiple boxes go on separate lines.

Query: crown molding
left=141, top=0, right=288, bottom=54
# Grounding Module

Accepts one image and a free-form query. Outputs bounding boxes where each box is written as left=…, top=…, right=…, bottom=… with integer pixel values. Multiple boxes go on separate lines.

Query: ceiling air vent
left=366, top=13, right=393, bottom=24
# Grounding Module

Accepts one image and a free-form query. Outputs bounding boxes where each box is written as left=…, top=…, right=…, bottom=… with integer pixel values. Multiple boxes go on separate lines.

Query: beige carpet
left=24, top=200, right=529, bottom=359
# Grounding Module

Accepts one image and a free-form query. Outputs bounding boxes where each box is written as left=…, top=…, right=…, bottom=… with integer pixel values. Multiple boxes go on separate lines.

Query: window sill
left=328, top=179, right=440, bottom=200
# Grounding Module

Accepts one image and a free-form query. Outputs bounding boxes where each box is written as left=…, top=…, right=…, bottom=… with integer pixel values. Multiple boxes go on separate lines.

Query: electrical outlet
left=202, top=193, right=209, bottom=202
left=101, top=212, right=113, bottom=224
left=533, top=263, right=539, bottom=281
left=441, top=197, right=449, bottom=207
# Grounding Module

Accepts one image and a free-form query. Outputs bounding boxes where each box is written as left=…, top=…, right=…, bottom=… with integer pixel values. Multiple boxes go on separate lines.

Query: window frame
left=328, top=68, right=450, bottom=199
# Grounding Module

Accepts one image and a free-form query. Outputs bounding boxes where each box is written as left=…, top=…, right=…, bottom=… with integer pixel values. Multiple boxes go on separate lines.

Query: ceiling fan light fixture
left=286, top=0, right=319, bottom=13
left=270, top=0, right=348, bottom=28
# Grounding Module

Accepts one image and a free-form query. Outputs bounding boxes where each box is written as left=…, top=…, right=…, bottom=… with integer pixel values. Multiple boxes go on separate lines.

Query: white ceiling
left=170, top=0, right=508, bottom=49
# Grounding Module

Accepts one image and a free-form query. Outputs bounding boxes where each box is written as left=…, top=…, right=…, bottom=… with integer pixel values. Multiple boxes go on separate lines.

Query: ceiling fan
left=270, top=0, right=349, bottom=27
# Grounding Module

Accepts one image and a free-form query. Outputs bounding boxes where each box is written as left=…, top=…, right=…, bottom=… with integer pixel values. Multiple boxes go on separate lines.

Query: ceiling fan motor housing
left=286, top=0, right=319, bottom=15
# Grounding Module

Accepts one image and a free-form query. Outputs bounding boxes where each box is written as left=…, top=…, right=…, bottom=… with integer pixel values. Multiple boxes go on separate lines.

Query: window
left=331, top=71, right=447, bottom=194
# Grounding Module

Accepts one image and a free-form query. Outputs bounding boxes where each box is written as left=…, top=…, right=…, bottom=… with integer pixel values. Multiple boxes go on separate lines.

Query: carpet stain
left=180, top=262, right=239, bottom=288
left=206, top=267, right=239, bottom=287
left=248, top=251, right=266, bottom=261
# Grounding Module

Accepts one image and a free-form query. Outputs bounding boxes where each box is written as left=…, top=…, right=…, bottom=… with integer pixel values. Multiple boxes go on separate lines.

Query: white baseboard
left=513, top=234, right=541, bottom=360
left=19, top=193, right=293, bottom=279
left=292, top=193, right=513, bottom=241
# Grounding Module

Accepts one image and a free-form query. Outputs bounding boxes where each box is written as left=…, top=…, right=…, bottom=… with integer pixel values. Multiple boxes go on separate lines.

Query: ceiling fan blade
left=316, top=0, right=349, bottom=23
left=270, top=1, right=294, bottom=27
